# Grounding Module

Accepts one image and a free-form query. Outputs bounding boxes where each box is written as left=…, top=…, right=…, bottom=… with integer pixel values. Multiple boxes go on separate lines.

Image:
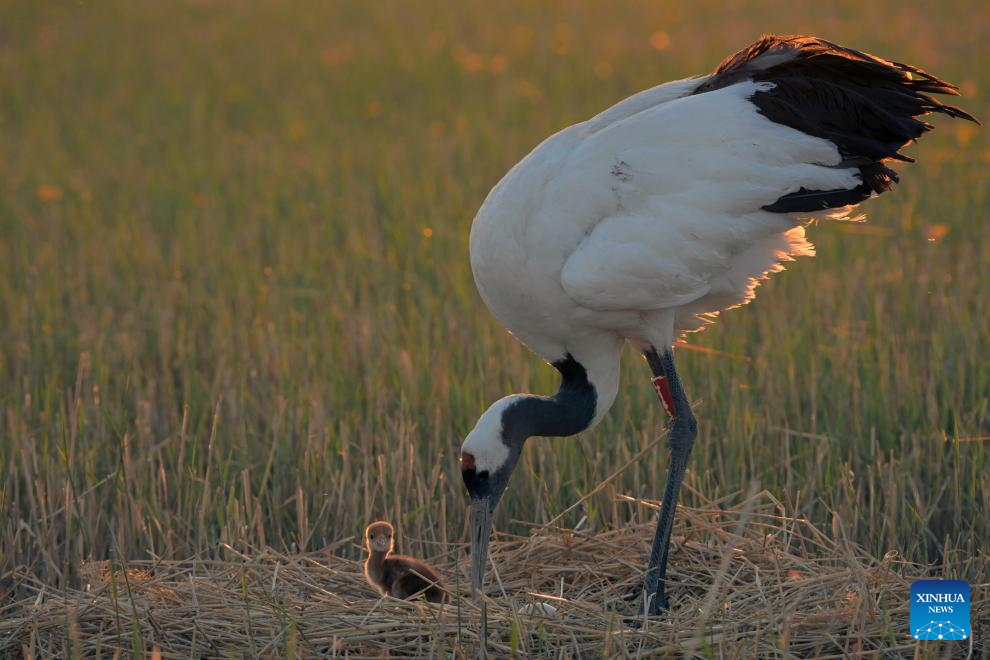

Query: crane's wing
left=557, top=80, right=855, bottom=312
left=557, top=35, right=973, bottom=314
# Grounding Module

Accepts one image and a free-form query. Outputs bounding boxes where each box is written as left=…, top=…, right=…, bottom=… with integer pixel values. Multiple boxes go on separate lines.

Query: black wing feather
left=695, top=35, right=977, bottom=214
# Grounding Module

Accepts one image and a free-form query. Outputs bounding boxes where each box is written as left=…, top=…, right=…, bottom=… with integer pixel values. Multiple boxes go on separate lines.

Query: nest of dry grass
left=3, top=490, right=985, bottom=658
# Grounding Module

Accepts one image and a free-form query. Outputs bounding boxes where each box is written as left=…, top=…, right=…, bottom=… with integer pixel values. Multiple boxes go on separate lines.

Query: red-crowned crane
left=458, top=35, right=975, bottom=615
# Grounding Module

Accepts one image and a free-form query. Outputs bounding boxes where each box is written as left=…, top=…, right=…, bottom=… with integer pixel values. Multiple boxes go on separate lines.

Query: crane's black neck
left=500, top=354, right=597, bottom=444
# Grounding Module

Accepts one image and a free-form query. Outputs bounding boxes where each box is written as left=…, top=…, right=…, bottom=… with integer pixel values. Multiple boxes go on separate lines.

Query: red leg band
left=652, top=376, right=676, bottom=418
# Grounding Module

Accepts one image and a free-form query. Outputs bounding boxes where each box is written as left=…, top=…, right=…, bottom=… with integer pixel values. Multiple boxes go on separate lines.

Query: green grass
left=0, top=0, right=987, bottom=608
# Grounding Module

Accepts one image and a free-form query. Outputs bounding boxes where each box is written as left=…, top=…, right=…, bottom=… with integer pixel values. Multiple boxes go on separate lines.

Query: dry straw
left=3, top=490, right=985, bottom=658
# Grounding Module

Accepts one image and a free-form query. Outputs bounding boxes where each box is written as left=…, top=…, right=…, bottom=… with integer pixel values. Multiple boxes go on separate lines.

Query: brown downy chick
left=364, top=521, right=446, bottom=603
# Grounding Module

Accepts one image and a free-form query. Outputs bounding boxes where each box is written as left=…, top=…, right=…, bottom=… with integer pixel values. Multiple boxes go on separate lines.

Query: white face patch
left=461, top=395, right=522, bottom=474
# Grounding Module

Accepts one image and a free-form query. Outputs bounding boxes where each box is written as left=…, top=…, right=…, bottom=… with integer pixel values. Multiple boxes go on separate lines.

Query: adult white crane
left=459, top=35, right=975, bottom=614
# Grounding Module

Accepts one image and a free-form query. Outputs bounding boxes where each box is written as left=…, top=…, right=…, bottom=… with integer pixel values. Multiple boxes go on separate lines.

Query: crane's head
left=460, top=395, right=528, bottom=595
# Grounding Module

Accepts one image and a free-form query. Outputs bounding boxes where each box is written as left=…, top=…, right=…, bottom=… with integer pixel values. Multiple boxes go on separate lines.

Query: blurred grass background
left=0, top=0, right=987, bottom=595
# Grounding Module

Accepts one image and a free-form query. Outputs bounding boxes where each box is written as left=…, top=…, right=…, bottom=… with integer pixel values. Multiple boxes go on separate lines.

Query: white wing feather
left=557, top=81, right=860, bottom=313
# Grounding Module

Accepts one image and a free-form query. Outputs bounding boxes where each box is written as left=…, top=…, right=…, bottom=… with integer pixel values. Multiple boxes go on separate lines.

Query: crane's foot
left=622, top=594, right=668, bottom=629
left=617, top=582, right=670, bottom=628
left=639, top=589, right=668, bottom=617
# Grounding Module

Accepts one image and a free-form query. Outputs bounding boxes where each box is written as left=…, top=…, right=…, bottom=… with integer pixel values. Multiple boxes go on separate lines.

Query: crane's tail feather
left=762, top=163, right=899, bottom=214
left=695, top=35, right=977, bottom=214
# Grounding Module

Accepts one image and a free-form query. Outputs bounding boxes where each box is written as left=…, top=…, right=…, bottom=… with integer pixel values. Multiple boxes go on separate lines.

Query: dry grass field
left=0, top=0, right=987, bottom=656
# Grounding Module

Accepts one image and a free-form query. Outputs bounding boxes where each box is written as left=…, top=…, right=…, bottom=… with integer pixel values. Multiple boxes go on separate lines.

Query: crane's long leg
left=640, top=346, right=697, bottom=615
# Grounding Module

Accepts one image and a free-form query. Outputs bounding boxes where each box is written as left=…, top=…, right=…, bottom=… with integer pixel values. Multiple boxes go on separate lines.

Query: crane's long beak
left=469, top=497, right=493, bottom=596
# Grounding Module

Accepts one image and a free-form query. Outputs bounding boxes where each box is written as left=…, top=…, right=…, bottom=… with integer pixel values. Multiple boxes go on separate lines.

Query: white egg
left=518, top=602, right=557, bottom=616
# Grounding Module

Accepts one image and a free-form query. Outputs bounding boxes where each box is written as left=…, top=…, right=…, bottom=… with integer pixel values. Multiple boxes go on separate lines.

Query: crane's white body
left=470, top=76, right=858, bottom=426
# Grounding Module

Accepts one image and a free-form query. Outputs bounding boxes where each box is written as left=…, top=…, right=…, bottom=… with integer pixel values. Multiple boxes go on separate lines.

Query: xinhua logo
left=910, top=580, right=970, bottom=640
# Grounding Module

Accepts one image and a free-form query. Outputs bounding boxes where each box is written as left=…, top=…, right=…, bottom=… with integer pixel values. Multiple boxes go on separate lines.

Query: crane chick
left=363, top=521, right=446, bottom=603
